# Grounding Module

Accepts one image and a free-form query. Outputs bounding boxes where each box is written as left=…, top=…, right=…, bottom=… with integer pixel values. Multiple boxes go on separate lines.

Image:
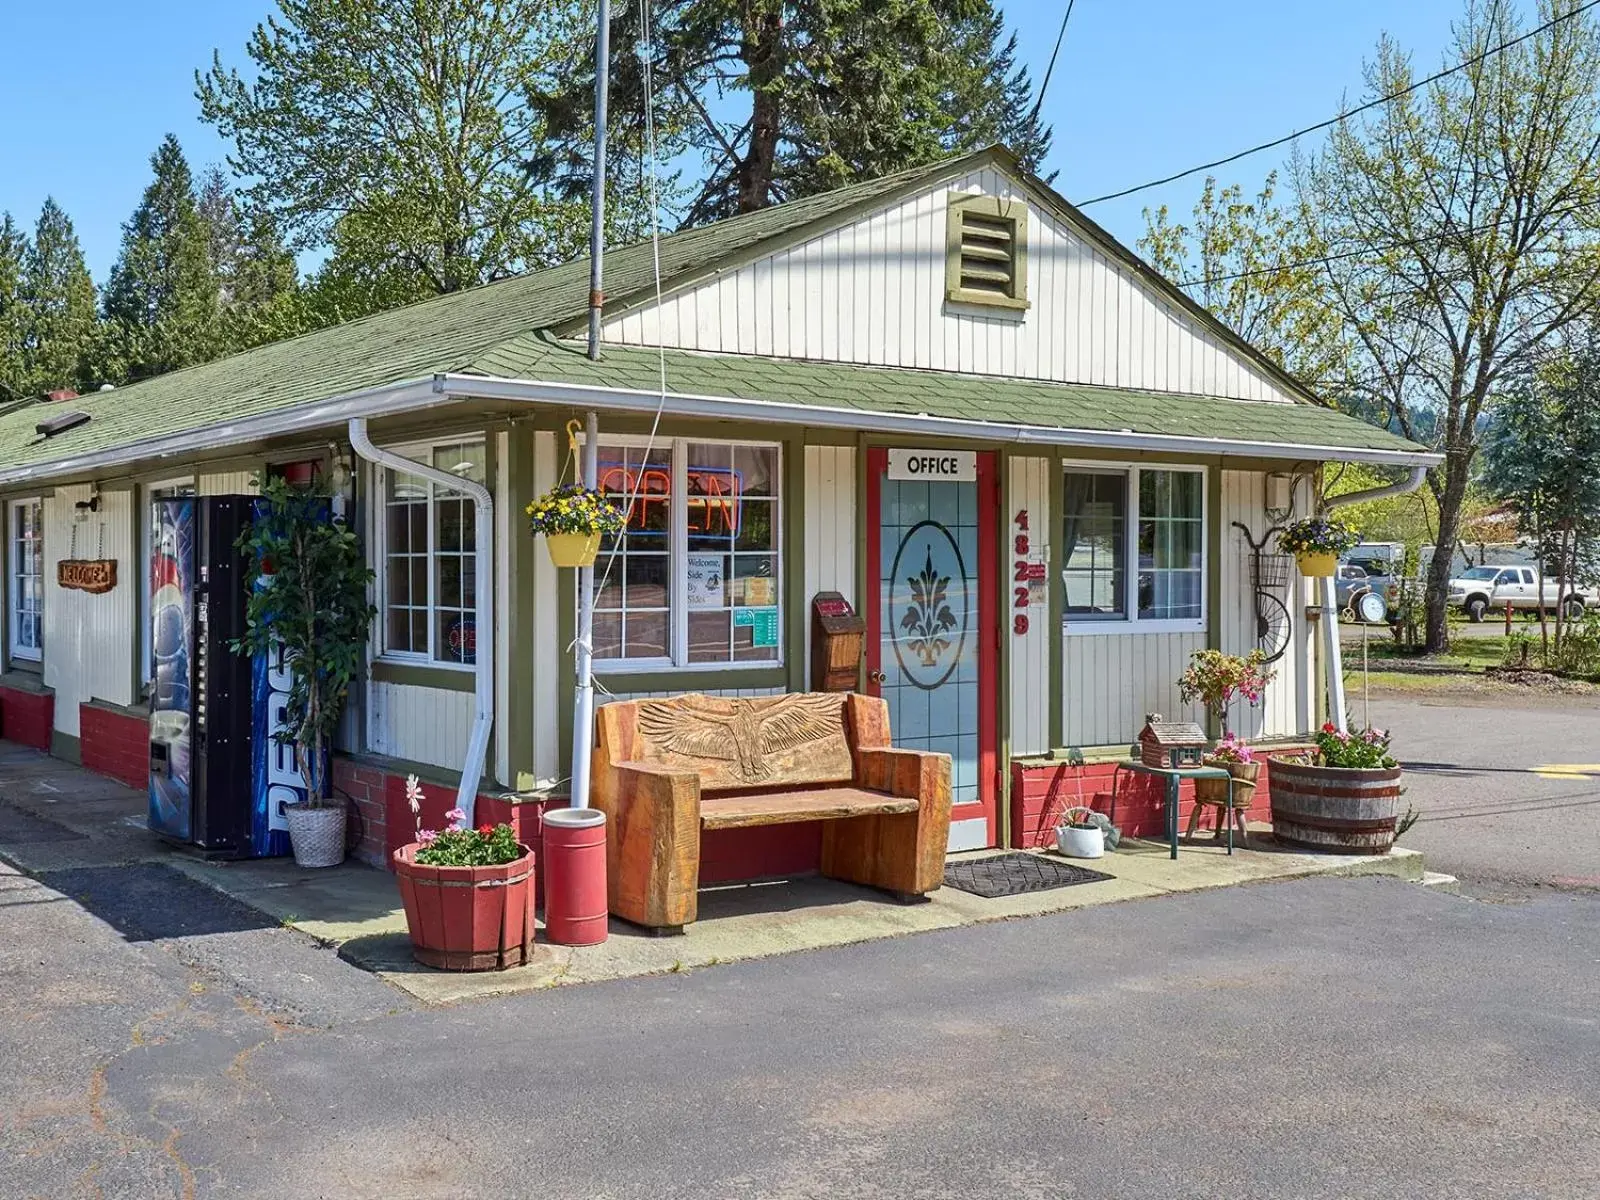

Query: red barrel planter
left=392, top=843, right=536, bottom=971
left=1268, top=760, right=1404, bottom=855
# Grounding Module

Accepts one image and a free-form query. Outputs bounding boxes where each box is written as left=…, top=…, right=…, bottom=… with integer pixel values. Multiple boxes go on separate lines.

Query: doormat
left=942, top=852, right=1113, bottom=899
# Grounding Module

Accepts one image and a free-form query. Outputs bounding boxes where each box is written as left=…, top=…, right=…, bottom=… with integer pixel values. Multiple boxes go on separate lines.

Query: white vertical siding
left=197, top=469, right=258, bottom=496
left=41, top=487, right=138, bottom=736
left=604, top=164, right=1297, bottom=404
left=801, top=445, right=857, bottom=672
left=1220, top=471, right=1316, bottom=739
left=1061, top=631, right=1207, bottom=748
left=1007, top=455, right=1053, bottom=755
left=531, top=430, right=562, bottom=786
left=367, top=681, right=474, bottom=771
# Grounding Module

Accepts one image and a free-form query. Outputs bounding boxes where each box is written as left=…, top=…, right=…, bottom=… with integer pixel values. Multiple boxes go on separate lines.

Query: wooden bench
left=591, top=692, right=953, bottom=933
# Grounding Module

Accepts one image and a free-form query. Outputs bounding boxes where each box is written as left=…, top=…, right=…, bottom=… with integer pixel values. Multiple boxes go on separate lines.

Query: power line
left=1077, top=0, right=1600, bottom=208
left=1030, top=0, right=1076, bottom=125
left=1176, top=195, right=1600, bottom=288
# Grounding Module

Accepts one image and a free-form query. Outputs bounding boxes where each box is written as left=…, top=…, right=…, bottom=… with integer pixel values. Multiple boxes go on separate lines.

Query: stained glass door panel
left=869, top=451, right=996, bottom=852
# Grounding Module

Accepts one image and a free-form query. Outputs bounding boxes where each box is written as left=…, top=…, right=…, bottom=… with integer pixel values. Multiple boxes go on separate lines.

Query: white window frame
left=140, top=478, right=198, bottom=687
left=588, top=434, right=784, bottom=675
left=8, top=498, right=44, bottom=664
left=372, top=436, right=487, bottom=671
left=1061, top=460, right=1207, bottom=636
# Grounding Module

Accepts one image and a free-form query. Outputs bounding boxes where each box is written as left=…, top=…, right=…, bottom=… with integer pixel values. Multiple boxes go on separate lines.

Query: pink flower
left=417, top=829, right=438, bottom=846
left=444, top=807, right=467, bottom=828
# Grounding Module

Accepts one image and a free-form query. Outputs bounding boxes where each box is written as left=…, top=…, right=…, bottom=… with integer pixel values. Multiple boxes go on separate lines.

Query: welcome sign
left=57, top=558, right=118, bottom=593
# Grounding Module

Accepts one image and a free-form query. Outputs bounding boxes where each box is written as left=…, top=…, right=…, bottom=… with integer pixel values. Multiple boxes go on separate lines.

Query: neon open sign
left=598, top=463, right=745, bottom=537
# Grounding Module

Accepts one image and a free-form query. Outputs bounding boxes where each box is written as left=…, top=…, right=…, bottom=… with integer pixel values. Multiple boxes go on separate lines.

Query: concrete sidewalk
left=0, top=739, right=1424, bottom=1006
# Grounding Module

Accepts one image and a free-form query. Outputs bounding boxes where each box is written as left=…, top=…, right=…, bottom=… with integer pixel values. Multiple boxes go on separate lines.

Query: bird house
left=1137, top=714, right=1207, bottom=769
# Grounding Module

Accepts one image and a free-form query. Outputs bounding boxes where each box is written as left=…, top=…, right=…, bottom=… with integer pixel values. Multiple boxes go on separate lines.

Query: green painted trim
left=84, top=696, right=148, bottom=720
left=944, top=192, right=1030, bottom=312
left=855, top=433, right=870, bottom=689
left=1048, top=458, right=1065, bottom=748
left=800, top=426, right=857, bottom=447
left=370, top=661, right=477, bottom=693
left=506, top=429, right=537, bottom=784
left=783, top=432, right=806, bottom=692
left=594, top=666, right=789, bottom=694
left=0, top=668, right=48, bottom=691
left=51, top=731, right=81, bottom=765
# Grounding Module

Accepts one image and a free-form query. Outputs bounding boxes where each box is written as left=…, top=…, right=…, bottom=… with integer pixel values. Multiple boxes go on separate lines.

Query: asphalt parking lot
left=1372, top=695, right=1600, bottom=898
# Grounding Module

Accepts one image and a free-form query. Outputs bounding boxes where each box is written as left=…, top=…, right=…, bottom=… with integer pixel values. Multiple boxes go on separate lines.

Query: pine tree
left=0, top=214, right=27, bottom=401
left=103, top=135, right=223, bottom=381
left=533, top=0, right=1054, bottom=225
left=21, top=199, right=98, bottom=395
left=196, top=166, right=304, bottom=351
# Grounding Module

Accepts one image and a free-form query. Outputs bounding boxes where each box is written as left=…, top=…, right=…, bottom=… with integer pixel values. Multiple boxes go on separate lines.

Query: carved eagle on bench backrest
left=635, top=693, right=851, bottom=785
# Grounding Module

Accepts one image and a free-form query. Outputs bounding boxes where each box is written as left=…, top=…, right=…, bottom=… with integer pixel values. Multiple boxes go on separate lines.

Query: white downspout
left=348, top=418, right=493, bottom=823
left=1319, top=465, right=1430, bottom=731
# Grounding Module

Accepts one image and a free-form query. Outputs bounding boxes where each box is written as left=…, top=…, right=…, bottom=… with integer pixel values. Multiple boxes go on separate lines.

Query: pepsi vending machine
left=148, top=496, right=261, bottom=856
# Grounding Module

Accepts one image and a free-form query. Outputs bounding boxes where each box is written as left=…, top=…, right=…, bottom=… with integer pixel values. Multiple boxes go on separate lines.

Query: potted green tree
left=525, top=483, right=626, bottom=569
left=234, top=477, right=375, bottom=868
left=1277, top=514, right=1362, bottom=578
left=1270, top=724, right=1404, bottom=855
left=392, top=775, right=536, bottom=970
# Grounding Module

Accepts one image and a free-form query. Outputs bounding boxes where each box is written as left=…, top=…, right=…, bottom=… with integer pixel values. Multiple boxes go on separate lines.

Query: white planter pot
left=285, top=803, right=346, bottom=869
left=1055, top=824, right=1105, bottom=859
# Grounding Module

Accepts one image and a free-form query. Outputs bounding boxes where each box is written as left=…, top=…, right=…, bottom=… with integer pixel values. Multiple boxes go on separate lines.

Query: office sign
left=886, top=449, right=976, bottom=482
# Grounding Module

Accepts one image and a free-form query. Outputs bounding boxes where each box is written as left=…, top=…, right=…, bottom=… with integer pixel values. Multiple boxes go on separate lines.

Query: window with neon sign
left=592, top=439, right=780, bottom=667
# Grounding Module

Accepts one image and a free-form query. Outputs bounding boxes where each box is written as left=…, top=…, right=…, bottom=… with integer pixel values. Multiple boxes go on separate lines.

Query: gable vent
left=946, top=194, right=1029, bottom=311
left=958, top=211, right=1017, bottom=297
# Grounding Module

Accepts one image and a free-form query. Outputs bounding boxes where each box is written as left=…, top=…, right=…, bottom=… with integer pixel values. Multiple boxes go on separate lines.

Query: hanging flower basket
left=525, top=484, right=624, bottom=571
left=1276, top=516, right=1361, bottom=578
left=545, top=531, right=601, bottom=569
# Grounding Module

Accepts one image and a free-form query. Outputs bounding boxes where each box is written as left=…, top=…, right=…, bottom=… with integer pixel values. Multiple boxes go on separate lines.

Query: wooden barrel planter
left=393, top=844, right=536, bottom=971
left=1268, top=760, right=1404, bottom=855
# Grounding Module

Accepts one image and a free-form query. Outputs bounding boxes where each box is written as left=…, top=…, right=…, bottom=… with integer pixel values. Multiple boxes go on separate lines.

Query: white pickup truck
left=1448, top=565, right=1590, bottom=622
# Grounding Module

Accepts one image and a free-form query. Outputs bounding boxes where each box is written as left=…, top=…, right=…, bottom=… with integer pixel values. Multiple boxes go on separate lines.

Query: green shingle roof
left=0, top=146, right=1433, bottom=479
left=0, top=159, right=941, bottom=477
left=467, top=334, right=1431, bottom=460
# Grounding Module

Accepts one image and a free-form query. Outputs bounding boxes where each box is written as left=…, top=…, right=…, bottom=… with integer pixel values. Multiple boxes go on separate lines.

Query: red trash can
left=541, top=807, right=609, bottom=946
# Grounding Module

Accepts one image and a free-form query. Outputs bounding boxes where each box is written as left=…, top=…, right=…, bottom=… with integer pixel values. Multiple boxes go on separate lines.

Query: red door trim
left=864, top=447, right=999, bottom=848
left=976, top=451, right=999, bottom=848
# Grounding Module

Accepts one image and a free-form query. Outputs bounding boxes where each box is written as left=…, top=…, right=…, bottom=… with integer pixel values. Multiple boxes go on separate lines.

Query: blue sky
left=0, top=0, right=1466, bottom=281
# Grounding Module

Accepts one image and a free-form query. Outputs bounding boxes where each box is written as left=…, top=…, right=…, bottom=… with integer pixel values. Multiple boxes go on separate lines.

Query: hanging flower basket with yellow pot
left=1277, top=516, right=1361, bottom=579
left=525, top=484, right=625, bottom=571
left=1294, top=550, right=1338, bottom=578
left=546, top=531, right=601, bottom=569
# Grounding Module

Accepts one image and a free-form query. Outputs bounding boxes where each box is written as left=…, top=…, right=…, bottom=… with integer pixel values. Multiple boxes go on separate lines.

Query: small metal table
left=1108, top=761, right=1235, bottom=859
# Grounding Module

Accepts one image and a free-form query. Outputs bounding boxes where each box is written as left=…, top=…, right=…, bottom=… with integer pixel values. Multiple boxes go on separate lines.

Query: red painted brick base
left=0, top=684, right=53, bottom=751
left=79, top=703, right=149, bottom=790
left=1010, top=751, right=1313, bottom=849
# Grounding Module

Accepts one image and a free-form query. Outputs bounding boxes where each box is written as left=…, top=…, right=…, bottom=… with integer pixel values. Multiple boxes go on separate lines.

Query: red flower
left=1321, top=721, right=1337, bottom=733
left=476, top=823, right=495, bottom=837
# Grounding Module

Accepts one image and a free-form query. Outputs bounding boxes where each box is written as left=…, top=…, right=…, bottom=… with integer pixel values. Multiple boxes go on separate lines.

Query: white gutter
left=1318, top=464, right=1431, bottom=731
left=348, top=418, right=494, bottom=824
left=433, top=373, right=1445, bottom=469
